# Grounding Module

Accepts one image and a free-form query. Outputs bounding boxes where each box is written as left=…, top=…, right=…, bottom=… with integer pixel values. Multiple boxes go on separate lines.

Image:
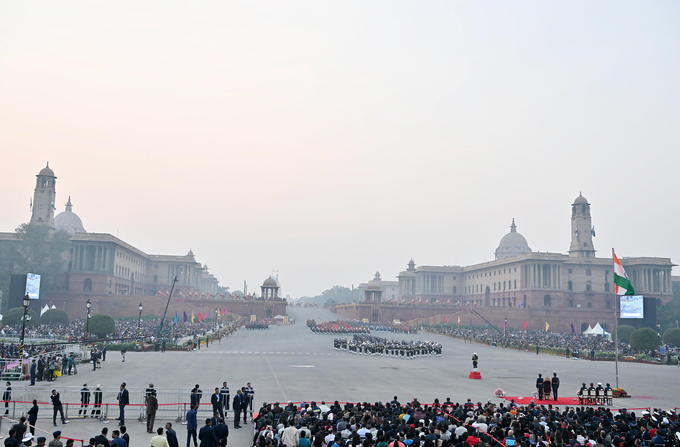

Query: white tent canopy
left=583, top=322, right=611, bottom=340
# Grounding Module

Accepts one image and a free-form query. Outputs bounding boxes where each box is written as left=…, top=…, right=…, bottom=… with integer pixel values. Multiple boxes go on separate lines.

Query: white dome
left=54, top=197, right=86, bottom=235
left=495, top=219, right=531, bottom=260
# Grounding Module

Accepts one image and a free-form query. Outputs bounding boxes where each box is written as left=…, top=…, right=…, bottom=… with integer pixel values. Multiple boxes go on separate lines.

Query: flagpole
left=613, top=248, right=619, bottom=390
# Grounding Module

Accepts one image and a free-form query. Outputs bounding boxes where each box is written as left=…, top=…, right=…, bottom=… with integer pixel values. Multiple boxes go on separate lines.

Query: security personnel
left=220, top=382, right=230, bottom=412
left=536, top=374, right=544, bottom=400
left=472, top=353, right=479, bottom=371
left=92, top=385, right=103, bottom=418
left=245, top=383, right=254, bottom=416
left=79, top=384, right=90, bottom=416
left=211, top=388, right=224, bottom=419
left=551, top=373, right=560, bottom=401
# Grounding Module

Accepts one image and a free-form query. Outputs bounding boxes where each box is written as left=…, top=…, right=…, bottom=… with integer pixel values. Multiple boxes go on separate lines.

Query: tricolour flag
left=614, top=252, right=635, bottom=295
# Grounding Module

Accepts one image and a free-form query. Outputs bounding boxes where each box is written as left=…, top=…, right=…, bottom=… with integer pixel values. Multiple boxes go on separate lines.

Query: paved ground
left=10, top=307, right=678, bottom=447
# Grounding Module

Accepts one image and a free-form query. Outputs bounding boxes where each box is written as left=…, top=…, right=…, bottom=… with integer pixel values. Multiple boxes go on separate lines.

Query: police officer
left=551, top=373, right=559, bottom=401
left=79, top=384, right=90, bottom=416
left=472, top=353, right=479, bottom=371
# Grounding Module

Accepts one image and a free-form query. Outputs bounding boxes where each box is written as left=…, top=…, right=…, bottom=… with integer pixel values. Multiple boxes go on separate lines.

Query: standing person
left=102, top=344, right=107, bottom=361
left=165, top=423, right=179, bottom=447
left=49, top=431, right=63, bottom=447
left=146, top=392, right=159, bottom=433
left=193, top=385, right=203, bottom=413
left=79, top=384, right=90, bottom=416
left=47, top=358, right=56, bottom=381
left=37, top=356, right=44, bottom=382
left=282, top=421, right=299, bottom=447
left=211, top=388, right=223, bottom=419
left=219, top=383, right=230, bottom=414
left=190, top=389, right=200, bottom=412
left=110, top=431, right=126, bottom=447
left=30, top=360, right=37, bottom=386
left=186, top=405, right=198, bottom=447
left=213, top=418, right=228, bottom=447
left=4, top=381, right=12, bottom=415
left=471, top=353, right=478, bottom=372
left=150, top=428, right=170, bottom=447
left=50, top=390, right=67, bottom=426
left=120, top=426, right=129, bottom=447
left=121, top=347, right=127, bottom=362
left=551, top=373, right=560, bottom=400
left=27, top=400, right=39, bottom=435
left=117, top=383, right=129, bottom=426
left=12, top=416, right=28, bottom=441
left=590, top=349, right=595, bottom=361
left=94, top=428, right=109, bottom=447
left=535, top=374, right=543, bottom=400
left=245, top=383, right=254, bottom=417
left=232, top=391, right=243, bottom=429
left=92, top=385, right=103, bottom=418
left=198, top=419, right=218, bottom=447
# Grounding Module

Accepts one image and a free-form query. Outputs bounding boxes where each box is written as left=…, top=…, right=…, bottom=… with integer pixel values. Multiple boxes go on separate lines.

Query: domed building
left=54, top=197, right=86, bottom=235
left=494, top=219, right=531, bottom=260
left=260, top=276, right=280, bottom=299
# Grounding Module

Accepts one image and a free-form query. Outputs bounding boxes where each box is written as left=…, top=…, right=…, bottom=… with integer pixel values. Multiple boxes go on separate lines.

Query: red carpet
left=503, top=396, right=595, bottom=406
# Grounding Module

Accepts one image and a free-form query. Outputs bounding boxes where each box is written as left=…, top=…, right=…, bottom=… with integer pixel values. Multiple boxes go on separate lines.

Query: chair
left=588, top=389, right=596, bottom=405
left=603, top=390, right=612, bottom=406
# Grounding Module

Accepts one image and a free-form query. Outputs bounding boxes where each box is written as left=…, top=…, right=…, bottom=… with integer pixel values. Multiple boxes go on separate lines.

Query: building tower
left=568, top=193, right=596, bottom=258
left=30, top=163, right=57, bottom=228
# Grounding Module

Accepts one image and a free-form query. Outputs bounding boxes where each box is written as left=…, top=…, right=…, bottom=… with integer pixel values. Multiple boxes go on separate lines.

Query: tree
left=663, top=328, right=680, bottom=347
left=629, top=327, right=660, bottom=350
left=84, top=313, right=115, bottom=338
left=2, top=307, right=39, bottom=326
left=614, top=325, right=635, bottom=343
left=41, top=309, right=69, bottom=325
left=580, top=322, right=590, bottom=333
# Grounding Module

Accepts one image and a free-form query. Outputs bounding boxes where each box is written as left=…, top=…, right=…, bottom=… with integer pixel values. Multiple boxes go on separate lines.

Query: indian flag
left=614, top=252, right=635, bottom=295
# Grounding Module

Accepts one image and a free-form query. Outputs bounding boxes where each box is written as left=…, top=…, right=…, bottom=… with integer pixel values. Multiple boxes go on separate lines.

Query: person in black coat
left=232, top=391, right=244, bottom=429
left=30, top=360, right=37, bottom=386
left=27, top=400, right=39, bottom=435
left=95, top=428, right=110, bottom=447
left=213, top=418, right=229, bottom=447
left=165, top=423, right=179, bottom=447
left=535, top=374, right=543, bottom=400
left=211, top=388, right=224, bottom=419
left=117, top=383, right=129, bottom=426
left=198, top=419, right=218, bottom=447
left=37, top=357, right=44, bottom=382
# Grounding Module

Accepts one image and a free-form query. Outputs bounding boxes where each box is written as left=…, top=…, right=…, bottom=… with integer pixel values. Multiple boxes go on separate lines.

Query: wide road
left=16, top=307, right=678, bottom=446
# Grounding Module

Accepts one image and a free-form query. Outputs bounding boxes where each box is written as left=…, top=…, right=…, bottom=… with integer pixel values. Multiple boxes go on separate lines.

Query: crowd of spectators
left=253, top=397, right=680, bottom=447
left=427, top=327, right=664, bottom=358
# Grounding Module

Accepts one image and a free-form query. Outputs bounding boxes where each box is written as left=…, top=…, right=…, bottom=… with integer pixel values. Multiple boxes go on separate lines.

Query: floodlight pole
left=19, top=294, right=30, bottom=379
left=159, top=276, right=178, bottom=341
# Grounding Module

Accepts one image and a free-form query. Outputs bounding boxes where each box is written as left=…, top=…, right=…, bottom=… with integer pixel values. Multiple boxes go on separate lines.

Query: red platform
left=469, top=371, right=482, bottom=379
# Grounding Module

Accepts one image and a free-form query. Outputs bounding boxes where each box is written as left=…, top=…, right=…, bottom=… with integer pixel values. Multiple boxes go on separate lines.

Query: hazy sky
left=1, top=1, right=678, bottom=298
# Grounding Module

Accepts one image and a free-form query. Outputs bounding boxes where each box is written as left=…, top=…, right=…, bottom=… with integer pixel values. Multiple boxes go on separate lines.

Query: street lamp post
left=85, top=299, right=92, bottom=343
left=656, top=321, right=661, bottom=346
left=19, top=294, right=31, bottom=378
left=676, top=320, right=679, bottom=329
left=137, top=303, right=143, bottom=344
left=504, top=317, right=507, bottom=338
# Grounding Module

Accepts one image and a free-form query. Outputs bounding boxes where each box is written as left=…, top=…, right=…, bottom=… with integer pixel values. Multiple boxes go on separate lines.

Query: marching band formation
left=333, top=334, right=442, bottom=358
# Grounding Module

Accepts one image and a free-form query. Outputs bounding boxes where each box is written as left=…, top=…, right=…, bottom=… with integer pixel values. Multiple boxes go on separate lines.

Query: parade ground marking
left=288, top=365, right=316, bottom=368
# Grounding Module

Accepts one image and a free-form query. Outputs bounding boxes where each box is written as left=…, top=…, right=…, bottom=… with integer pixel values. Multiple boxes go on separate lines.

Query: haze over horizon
left=1, top=2, right=678, bottom=298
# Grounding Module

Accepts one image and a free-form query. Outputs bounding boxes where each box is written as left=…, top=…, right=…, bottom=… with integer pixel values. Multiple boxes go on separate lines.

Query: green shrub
left=630, top=327, right=660, bottom=350
left=83, top=314, right=115, bottom=338
left=41, top=309, right=69, bottom=325
left=614, top=325, right=635, bottom=343
left=663, top=328, right=680, bottom=347
left=2, top=307, right=39, bottom=326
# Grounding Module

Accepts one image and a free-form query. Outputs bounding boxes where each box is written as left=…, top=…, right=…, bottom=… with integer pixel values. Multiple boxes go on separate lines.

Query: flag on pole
left=503, top=320, right=506, bottom=331
left=485, top=321, right=488, bottom=328
left=198, top=312, right=202, bottom=322
left=174, top=312, right=178, bottom=324
left=183, top=311, right=188, bottom=323
left=523, top=322, right=527, bottom=331
left=571, top=323, right=575, bottom=334
left=545, top=321, right=550, bottom=332
left=614, top=251, right=635, bottom=295
left=602, top=323, right=606, bottom=336
left=457, top=316, right=460, bottom=324
left=191, top=311, right=195, bottom=323
left=225, top=308, right=228, bottom=317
